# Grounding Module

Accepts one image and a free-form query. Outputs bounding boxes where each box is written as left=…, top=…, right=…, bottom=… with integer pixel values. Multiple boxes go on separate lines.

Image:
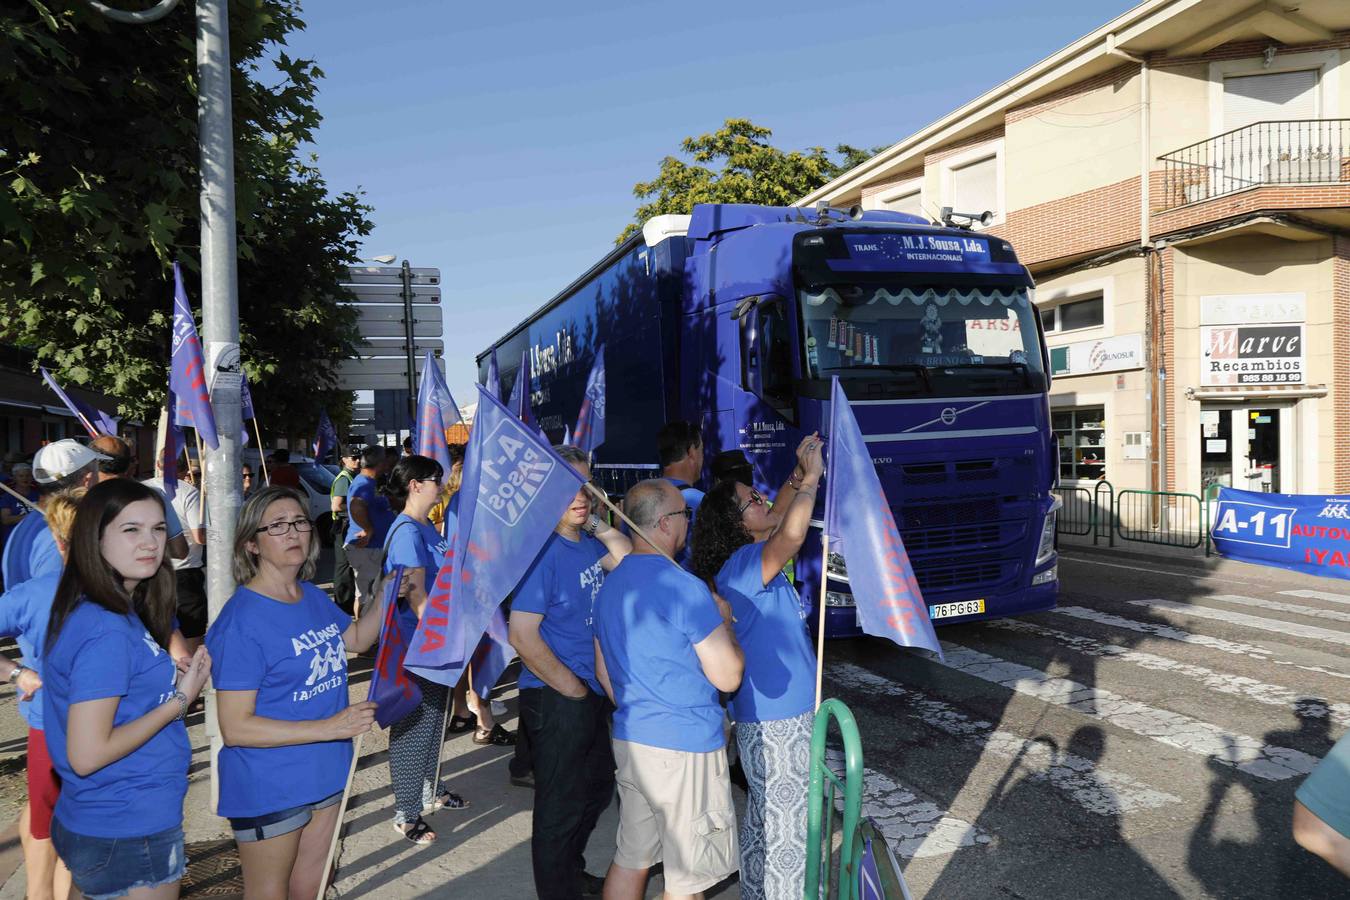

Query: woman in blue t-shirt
left=690, top=433, right=823, bottom=900
left=378, top=455, right=471, bottom=845
left=207, top=486, right=385, bottom=899
left=42, top=478, right=213, bottom=900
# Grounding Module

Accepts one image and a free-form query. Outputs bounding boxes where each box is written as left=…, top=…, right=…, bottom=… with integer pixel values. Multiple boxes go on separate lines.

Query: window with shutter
left=951, top=156, right=998, bottom=218
left=883, top=190, right=924, bottom=218
left=1223, top=70, right=1317, bottom=131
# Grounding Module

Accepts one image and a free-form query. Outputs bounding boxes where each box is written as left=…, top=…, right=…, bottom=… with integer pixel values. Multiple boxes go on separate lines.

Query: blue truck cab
left=479, top=203, right=1059, bottom=636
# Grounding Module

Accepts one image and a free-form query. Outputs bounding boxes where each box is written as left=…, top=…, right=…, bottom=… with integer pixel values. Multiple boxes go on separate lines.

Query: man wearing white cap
left=0, top=441, right=106, bottom=590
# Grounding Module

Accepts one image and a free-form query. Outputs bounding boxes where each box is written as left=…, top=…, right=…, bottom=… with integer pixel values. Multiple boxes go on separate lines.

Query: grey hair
left=554, top=444, right=589, bottom=467
left=232, top=486, right=319, bottom=585
left=623, top=478, right=673, bottom=529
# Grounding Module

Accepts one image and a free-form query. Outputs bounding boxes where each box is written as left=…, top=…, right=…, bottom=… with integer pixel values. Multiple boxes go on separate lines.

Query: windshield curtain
left=800, top=284, right=1044, bottom=383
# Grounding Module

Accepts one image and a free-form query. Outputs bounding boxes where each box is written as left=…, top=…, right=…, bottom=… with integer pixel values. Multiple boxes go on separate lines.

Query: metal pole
left=402, top=259, right=417, bottom=429
left=196, top=0, right=243, bottom=815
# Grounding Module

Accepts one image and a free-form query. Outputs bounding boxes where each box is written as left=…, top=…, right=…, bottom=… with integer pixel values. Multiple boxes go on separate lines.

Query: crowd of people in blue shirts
left=0, top=418, right=833, bottom=900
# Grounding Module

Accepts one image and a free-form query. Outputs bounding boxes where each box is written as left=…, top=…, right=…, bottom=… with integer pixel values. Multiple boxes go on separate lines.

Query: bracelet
left=170, top=690, right=189, bottom=722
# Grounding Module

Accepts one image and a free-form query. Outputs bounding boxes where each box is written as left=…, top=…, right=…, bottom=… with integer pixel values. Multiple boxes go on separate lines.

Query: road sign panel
left=350, top=304, right=443, bottom=338
left=359, top=338, right=443, bottom=352
left=345, top=266, right=440, bottom=286
left=341, top=284, right=441, bottom=305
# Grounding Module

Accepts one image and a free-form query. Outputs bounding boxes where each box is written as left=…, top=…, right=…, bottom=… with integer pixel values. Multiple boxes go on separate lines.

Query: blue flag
left=823, top=377, right=941, bottom=657
left=485, top=349, right=500, bottom=400
left=468, top=607, right=512, bottom=700
left=404, top=385, right=586, bottom=685
left=506, top=349, right=539, bottom=431
left=572, top=346, right=605, bottom=454
left=414, top=351, right=462, bottom=474
left=40, top=367, right=115, bottom=437
left=312, top=410, right=338, bottom=462
left=170, top=263, right=219, bottom=450
left=240, top=375, right=255, bottom=420
left=161, top=387, right=186, bottom=502
left=367, top=566, right=423, bottom=728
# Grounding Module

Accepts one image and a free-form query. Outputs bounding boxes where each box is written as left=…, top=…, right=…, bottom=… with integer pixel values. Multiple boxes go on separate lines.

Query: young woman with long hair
left=206, top=486, right=384, bottom=900
left=42, top=478, right=212, bottom=900
left=689, top=434, right=823, bottom=900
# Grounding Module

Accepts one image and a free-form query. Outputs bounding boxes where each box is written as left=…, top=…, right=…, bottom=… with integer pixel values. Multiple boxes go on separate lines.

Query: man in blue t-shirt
left=657, top=421, right=705, bottom=571
left=344, top=446, right=395, bottom=614
left=1, top=441, right=105, bottom=590
left=593, top=479, right=744, bottom=899
left=508, top=446, right=632, bottom=900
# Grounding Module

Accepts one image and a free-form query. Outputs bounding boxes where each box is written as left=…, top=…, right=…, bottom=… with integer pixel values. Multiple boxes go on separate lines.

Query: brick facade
left=1336, top=236, right=1350, bottom=493
left=991, top=176, right=1142, bottom=268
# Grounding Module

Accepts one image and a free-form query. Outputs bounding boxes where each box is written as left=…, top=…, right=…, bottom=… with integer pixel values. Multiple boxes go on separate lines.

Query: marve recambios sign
left=1200, top=324, right=1304, bottom=386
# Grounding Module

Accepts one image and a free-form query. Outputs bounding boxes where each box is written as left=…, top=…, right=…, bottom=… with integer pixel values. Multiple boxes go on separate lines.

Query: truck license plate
left=928, top=599, right=985, bottom=620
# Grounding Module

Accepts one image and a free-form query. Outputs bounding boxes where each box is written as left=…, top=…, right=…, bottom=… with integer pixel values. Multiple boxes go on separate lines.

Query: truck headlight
left=1032, top=566, right=1057, bottom=586
left=826, top=552, right=849, bottom=582
left=824, top=591, right=855, bottom=607
left=1035, top=498, right=1061, bottom=566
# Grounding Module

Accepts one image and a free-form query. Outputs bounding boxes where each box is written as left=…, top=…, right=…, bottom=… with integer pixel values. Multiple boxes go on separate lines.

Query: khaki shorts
left=612, top=739, right=738, bottom=895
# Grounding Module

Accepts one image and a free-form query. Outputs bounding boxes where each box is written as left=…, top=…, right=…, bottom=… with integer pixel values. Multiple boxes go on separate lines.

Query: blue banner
left=1211, top=486, right=1350, bottom=579
left=170, top=263, right=219, bottom=449
left=824, top=377, right=941, bottom=656
left=312, top=410, right=338, bottom=462
left=403, top=385, right=585, bottom=685
left=40, top=367, right=114, bottom=437
left=572, top=345, right=605, bottom=454
left=414, top=351, right=461, bottom=474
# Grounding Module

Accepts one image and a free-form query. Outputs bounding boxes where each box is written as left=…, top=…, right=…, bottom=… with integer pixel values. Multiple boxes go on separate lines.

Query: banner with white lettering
left=1210, top=486, right=1350, bottom=580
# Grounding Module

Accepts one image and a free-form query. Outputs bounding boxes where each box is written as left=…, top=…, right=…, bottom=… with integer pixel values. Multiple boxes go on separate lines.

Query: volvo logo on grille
left=940, top=407, right=958, bottom=425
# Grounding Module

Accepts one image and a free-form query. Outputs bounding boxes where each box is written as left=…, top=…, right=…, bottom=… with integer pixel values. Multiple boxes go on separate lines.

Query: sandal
left=426, top=788, right=470, bottom=812
left=447, top=713, right=476, bottom=734
left=394, top=816, right=436, bottom=845
left=473, top=724, right=516, bottom=746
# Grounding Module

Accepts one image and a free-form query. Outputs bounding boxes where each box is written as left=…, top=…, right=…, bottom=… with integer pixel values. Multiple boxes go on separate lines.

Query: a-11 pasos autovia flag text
left=414, top=351, right=462, bottom=475
left=403, top=384, right=586, bottom=685
left=170, top=263, right=219, bottom=450
left=312, top=410, right=338, bottom=462
left=823, top=376, right=941, bottom=657
left=367, top=565, right=423, bottom=728
left=571, top=345, right=605, bottom=454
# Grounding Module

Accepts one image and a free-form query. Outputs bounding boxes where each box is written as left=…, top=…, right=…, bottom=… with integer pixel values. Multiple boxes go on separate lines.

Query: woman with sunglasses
left=378, top=455, right=471, bottom=845
left=207, top=486, right=384, bottom=900
left=690, top=433, right=824, bottom=900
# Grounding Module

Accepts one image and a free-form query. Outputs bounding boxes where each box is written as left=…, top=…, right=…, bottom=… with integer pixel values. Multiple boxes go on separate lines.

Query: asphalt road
left=0, top=544, right=1345, bottom=898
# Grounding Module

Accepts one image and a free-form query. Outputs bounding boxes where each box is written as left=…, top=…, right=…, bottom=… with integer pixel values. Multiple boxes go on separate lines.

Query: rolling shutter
left=1223, top=70, right=1317, bottom=132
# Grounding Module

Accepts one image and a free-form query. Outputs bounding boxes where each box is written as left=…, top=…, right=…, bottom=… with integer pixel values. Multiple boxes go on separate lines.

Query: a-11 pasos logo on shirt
left=478, top=419, right=555, bottom=527
left=579, top=560, right=604, bottom=626
left=291, top=623, right=347, bottom=702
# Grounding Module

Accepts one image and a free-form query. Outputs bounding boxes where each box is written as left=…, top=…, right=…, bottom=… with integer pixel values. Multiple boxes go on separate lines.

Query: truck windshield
left=800, top=283, right=1045, bottom=396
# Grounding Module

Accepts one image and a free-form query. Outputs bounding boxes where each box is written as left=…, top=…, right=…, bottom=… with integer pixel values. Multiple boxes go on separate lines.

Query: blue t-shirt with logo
left=513, top=532, right=607, bottom=694
left=592, top=554, right=725, bottom=752
left=0, top=488, right=38, bottom=546
left=206, top=582, right=354, bottom=817
left=344, top=474, right=394, bottom=548
left=383, top=514, right=446, bottom=633
left=0, top=572, right=60, bottom=730
left=716, top=542, right=816, bottom=723
left=1, top=513, right=60, bottom=590
left=42, top=602, right=189, bottom=837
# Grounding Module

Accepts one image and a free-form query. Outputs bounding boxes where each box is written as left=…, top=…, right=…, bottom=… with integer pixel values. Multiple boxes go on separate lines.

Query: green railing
left=805, top=699, right=864, bottom=900
left=1115, top=489, right=1207, bottom=549
left=1052, top=486, right=1094, bottom=536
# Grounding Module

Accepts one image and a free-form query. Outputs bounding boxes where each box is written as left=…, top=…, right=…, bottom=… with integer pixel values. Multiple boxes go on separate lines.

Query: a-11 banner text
left=1210, top=486, right=1350, bottom=579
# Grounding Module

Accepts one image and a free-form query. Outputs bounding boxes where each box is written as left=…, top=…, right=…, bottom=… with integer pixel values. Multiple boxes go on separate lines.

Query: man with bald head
left=592, top=479, right=744, bottom=900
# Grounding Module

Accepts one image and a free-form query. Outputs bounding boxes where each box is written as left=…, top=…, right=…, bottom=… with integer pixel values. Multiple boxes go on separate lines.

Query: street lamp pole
left=401, top=259, right=417, bottom=427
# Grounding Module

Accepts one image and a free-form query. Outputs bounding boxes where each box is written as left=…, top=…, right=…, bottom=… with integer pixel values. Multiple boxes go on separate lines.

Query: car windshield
left=297, top=463, right=334, bottom=494
left=800, top=283, right=1045, bottom=396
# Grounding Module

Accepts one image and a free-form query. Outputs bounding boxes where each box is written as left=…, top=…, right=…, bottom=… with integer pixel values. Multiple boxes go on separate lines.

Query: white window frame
left=1049, top=398, right=1110, bottom=485
left=938, top=139, right=1005, bottom=229
left=1037, top=275, right=1113, bottom=337
left=1207, top=50, right=1340, bottom=138
left=873, top=177, right=927, bottom=220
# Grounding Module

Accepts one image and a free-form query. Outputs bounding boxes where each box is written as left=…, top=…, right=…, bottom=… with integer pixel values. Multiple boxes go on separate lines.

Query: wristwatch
left=583, top=514, right=601, bottom=537
left=7, top=666, right=25, bottom=684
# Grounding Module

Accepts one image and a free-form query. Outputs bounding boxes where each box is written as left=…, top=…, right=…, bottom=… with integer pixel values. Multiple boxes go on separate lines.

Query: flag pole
left=251, top=418, right=269, bottom=484
left=316, top=732, right=363, bottom=900
left=583, top=483, right=680, bottom=569
left=814, top=533, right=829, bottom=711
left=0, top=481, right=40, bottom=513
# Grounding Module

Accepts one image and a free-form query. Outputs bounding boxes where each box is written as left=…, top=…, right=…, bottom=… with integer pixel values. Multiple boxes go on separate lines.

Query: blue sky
left=284, top=0, right=1132, bottom=402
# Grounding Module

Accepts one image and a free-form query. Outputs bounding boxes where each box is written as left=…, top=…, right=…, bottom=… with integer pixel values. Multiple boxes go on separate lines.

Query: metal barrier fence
left=1054, top=481, right=1211, bottom=550
left=805, top=699, right=863, bottom=900
left=1052, top=486, right=1094, bottom=536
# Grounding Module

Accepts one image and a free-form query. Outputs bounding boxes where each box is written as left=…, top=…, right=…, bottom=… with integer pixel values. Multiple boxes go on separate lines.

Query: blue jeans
left=50, top=818, right=184, bottom=900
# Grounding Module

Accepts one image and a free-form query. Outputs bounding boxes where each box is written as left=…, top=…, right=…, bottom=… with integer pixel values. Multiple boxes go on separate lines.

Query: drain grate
left=182, top=840, right=244, bottom=898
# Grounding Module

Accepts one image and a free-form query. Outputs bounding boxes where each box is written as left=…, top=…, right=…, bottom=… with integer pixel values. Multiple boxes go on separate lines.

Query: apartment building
left=802, top=0, right=1350, bottom=500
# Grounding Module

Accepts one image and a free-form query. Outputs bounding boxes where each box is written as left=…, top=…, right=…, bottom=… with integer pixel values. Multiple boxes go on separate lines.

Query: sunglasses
left=737, top=491, right=765, bottom=515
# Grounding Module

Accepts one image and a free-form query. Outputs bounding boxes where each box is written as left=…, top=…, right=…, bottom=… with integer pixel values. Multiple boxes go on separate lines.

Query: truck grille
left=914, top=558, right=1011, bottom=592
left=901, top=522, right=1001, bottom=553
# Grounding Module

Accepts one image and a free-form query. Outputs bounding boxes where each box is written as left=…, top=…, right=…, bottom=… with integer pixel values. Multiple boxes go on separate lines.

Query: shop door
left=1240, top=408, right=1282, bottom=492
left=1201, top=406, right=1289, bottom=496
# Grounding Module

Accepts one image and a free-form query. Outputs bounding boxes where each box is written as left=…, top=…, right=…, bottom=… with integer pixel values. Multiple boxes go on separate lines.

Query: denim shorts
left=228, top=790, right=343, bottom=843
left=50, top=818, right=184, bottom=900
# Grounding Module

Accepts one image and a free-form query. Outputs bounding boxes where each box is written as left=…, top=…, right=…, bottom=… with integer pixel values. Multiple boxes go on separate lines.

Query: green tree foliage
left=618, top=118, right=880, bottom=243
left=0, top=0, right=369, bottom=436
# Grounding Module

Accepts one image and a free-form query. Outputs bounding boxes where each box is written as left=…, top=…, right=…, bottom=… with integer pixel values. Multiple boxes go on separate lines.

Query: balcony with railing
left=1158, top=119, right=1350, bottom=211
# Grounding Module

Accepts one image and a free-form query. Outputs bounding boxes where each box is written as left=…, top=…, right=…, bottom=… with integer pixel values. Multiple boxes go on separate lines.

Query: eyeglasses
left=658, top=507, right=693, bottom=523
left=737, top=491, right=765, bottom=515
left=255, top=518, right=313, bottom=537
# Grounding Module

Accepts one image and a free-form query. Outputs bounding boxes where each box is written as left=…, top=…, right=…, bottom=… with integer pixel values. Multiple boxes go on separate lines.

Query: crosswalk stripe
left=1208, top=594, right=1350, bottom=624
left=829, top=663, right=1180, bottom=815
left=985, top=619, right=1350, bottom=728
left=1051, top=606, right=1350, bottom=680
left=933, top=641, right=1320, bottom=780
left=1281, top=589, right=1350, bottom=607
left=1129, top=599, right=1350, bottom=648
left=824, top=748, right=991, bottom=859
